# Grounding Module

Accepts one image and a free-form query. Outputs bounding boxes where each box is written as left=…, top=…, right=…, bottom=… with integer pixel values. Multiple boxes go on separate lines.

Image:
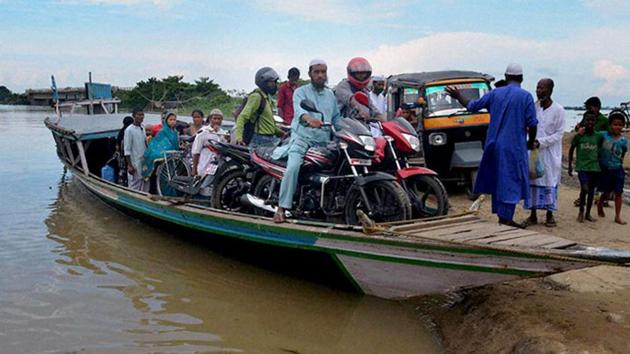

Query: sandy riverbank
left=424, top=132, right=630, bottom=354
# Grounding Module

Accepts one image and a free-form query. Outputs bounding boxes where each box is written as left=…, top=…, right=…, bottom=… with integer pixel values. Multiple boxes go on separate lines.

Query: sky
left=0, top=0, right=629, bottom=106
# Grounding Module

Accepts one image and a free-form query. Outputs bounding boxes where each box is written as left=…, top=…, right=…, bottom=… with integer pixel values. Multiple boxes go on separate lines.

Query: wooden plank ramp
left=388, top=215, right=577, bottom=250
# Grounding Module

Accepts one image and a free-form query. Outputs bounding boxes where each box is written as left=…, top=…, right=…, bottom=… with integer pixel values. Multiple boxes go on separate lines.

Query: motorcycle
left=243, top=99, right=412, bottom=225
left=352, top=92, right=449, bottom=217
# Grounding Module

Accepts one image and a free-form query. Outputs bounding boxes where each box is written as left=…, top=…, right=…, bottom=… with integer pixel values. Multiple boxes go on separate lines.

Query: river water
left=0, top=106, right=440, bottom=353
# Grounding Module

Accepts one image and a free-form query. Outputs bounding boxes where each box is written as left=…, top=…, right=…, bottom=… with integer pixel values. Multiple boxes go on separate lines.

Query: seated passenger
left=192, top=109, right=228, bottom=177
left=400, top=103, right=418, bottom=125
left=141, top=112, right=179, bottom=179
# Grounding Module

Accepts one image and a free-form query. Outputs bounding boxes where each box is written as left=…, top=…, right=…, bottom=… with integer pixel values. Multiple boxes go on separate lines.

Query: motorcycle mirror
left=353, top=92, right=370, bottom=107
left=300, top=99, right=320, bottom=113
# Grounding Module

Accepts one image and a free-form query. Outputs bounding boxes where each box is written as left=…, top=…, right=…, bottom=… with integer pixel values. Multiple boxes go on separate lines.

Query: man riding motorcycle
left=271, top=59, right=342, bottom=223
left=335, top=57, right=384, bottom=137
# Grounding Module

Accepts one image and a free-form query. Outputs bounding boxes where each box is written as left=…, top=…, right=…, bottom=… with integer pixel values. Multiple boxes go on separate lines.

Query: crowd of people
left=112, top=58, right=627, bottom=226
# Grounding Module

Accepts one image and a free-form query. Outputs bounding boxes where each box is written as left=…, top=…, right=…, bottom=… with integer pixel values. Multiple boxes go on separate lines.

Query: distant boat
left=44, top=113, right=630, bottom=300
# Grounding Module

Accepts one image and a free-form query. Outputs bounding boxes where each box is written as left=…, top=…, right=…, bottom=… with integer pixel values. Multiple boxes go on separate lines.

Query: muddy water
left=0, top=107, right=440, bottom=353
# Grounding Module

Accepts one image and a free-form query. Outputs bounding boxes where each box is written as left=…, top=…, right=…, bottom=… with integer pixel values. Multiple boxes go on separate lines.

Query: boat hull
left=69, top=168, right=590, bottom=299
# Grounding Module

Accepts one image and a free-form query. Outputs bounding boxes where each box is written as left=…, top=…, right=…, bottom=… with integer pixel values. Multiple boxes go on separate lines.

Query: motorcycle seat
left=255, top=146, right=287, bottom=167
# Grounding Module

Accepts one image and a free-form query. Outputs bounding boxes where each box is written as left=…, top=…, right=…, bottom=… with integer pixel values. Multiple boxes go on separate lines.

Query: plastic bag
left=528, top=149, right=545, bottom=179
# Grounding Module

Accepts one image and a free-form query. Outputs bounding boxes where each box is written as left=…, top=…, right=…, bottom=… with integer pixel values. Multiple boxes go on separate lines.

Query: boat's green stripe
left=112, top=189, right=546, bottom=260
left=107, top=190, right=541, bottom=277
left=334, top=249, right=538, bottom=276
left=330, top=255, right=364, bottom=293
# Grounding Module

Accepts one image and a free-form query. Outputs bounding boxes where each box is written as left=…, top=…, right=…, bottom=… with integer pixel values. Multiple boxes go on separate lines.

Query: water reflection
left=39, top=174, right=439, bottom=353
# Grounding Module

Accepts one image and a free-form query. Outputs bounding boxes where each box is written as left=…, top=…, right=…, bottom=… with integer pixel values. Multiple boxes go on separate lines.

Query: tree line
left=0, top=86, right=29, bottom=105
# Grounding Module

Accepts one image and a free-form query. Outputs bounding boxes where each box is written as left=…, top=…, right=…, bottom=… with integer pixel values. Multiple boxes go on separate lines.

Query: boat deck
left=386, top=215, right=576, bottom=250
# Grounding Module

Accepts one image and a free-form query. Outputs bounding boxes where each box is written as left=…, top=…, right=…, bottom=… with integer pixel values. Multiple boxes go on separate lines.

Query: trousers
left=491, top=194, right=516, bottom=220
left=278, top=139, right=320, bottom=209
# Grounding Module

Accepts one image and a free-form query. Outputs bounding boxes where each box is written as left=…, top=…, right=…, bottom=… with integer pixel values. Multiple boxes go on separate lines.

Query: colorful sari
left=142, top=113, right=179, bottom=178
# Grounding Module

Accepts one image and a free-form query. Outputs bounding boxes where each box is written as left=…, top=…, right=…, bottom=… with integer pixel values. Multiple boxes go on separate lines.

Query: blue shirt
left=467, top=83, right=538, bottom=204
left=600, top=131, right=628, bottom=170
left=292, top=84, right=342, bottom=144
left=272, top=84, right=341, bottom=160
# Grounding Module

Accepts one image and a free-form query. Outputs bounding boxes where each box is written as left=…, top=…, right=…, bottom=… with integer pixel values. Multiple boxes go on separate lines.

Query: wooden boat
left=44, top=113, right=630, bottom=300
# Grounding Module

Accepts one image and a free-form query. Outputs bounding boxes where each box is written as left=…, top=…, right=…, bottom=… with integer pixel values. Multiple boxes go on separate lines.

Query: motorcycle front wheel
left=344, top=180, right=411, bottom=225
left=211, top=170, right=248, bottom=212
left=405, top=175, right=449, bottom=217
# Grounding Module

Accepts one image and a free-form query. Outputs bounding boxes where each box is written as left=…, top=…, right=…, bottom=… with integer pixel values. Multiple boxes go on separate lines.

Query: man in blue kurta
left=271, top=59, right=342, bottom=223
left=447, top=63, right=538, bottom=227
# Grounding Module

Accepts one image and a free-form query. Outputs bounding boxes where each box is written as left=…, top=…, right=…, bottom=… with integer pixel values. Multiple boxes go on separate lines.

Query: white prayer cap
left=372, top=75, right=385, bottom=82
left=505, top=63, right=523, bottom=75
left=209, top=108, right=224, bottom=117
left=309, top=58, right=327, bottom=68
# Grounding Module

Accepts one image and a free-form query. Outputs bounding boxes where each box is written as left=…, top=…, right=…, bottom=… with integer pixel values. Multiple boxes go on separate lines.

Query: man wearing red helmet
left=335, top=57, right=384, bottom=125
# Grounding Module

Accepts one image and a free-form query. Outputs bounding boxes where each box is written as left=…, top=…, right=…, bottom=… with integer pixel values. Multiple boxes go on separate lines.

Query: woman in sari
left=142, top=112, right=179, bottom=179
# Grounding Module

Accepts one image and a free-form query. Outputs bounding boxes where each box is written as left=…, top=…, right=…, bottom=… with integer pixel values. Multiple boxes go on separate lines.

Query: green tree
left=0, top=86, right=13, bottom=103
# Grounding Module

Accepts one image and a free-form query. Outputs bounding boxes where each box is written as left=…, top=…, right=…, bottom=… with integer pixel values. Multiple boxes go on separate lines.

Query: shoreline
left=423, top=132, right=630, bottom=353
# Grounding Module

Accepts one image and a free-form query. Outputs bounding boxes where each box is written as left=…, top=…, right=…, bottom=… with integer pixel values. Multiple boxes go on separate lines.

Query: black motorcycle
left=239, top=99, right=412, bottom=225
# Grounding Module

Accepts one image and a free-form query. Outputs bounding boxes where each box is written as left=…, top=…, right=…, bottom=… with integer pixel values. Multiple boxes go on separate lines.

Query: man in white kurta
left=525, top=79, right=565, bottom=227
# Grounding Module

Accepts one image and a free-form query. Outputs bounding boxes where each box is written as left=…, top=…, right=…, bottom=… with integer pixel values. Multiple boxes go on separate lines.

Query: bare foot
left=273, top=210, right=286, bottom=223
left=615, top=218, right=627, bottom=225
left=598, top=208, right=605, bottom=218
left=577, top=212, right=584, bottom=223
left=585, top=214, right=596, bottom=222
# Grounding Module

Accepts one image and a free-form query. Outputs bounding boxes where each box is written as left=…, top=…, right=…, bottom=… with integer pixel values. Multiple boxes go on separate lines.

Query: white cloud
left=592, top=59, right=629, bottom=96
left=253, top=0, right=401, bottom=24
left=2, top=25, right=629, bottom=106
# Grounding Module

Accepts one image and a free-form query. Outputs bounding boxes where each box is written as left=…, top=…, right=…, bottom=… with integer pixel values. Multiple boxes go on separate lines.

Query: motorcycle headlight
left=401, top=133, right=420, bottom=152
left=428, top=132, right=447, bottom=146
left=359, top=135, right=376, bottom=152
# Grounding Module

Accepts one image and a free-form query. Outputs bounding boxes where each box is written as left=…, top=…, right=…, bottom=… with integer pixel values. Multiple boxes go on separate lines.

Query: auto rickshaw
left=386, top=71, right=494, bottom=198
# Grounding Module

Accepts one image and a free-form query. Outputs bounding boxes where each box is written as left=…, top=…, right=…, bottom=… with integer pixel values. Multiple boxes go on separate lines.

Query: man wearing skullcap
left=271, top=59, right=342, bottom=223
left=447, top=63, right=538, bottom=228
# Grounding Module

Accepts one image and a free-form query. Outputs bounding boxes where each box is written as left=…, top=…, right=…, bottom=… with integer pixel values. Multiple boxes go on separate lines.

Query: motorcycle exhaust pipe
left=240, top=194, right=293, bottom=218
left=241, top=194, right=278, bottom=214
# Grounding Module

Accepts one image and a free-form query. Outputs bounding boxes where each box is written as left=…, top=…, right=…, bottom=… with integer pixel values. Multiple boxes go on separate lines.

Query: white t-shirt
left=192, top=126, right=228, bottom=176
left=369, top=91, right=387, bottom=115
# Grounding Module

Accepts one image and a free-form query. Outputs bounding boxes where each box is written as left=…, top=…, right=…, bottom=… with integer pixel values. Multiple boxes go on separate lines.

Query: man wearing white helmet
left=446, top=63, right=538, bottom=228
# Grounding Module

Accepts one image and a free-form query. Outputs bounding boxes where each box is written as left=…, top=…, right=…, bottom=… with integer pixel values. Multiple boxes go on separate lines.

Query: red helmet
left=346, top=57, right=372, bottom=89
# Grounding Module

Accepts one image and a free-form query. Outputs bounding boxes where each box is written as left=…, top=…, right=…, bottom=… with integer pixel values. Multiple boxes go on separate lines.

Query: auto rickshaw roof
left=387, top=71, right=494, bottom=88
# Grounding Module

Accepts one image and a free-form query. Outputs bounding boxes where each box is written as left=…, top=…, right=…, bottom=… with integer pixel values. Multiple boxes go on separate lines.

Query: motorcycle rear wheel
left=344, top=180, right=411, bottom=225
left=252, top=174, right=278, bottom=217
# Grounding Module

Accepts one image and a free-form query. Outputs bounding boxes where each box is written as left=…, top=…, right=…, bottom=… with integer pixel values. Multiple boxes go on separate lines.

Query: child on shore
left=568, top=112, right=604, bottom=222
left=597, top=110, right=628, bottom=225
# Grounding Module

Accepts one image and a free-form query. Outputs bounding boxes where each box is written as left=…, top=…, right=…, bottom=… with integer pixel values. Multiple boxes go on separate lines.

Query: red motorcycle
left=353, top=92, right=449, bottom=217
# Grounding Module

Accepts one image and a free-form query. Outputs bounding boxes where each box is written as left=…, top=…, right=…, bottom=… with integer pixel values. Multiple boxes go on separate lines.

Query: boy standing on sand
left=568, top=112, right=604, bottom=222
left=597, top=111, right=628, bottom=225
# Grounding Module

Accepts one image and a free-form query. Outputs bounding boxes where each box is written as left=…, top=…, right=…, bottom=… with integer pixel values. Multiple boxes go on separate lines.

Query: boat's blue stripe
left=117, top=194, right=318, bottom=247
